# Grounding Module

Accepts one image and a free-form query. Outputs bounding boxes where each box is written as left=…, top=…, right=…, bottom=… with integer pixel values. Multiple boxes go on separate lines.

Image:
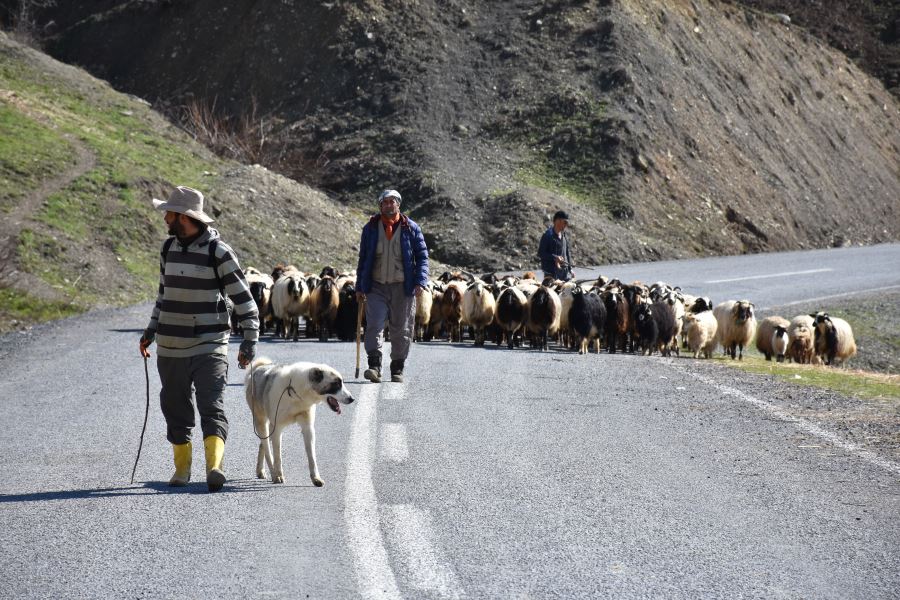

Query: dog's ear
left=309, top=368, right=325, bottom=385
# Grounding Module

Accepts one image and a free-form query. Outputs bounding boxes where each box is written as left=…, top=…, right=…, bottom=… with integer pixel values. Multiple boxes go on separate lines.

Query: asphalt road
left=1, top=244, right=898, bottom=599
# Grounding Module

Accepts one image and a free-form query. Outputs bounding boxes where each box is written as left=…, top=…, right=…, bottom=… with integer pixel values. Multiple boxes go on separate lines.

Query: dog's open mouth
left=327, top=396, right=342, bottom=415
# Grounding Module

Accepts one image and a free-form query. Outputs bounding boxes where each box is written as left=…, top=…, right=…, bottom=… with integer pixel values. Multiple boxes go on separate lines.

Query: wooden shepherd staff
left=355, top=298, right=365, bottom=378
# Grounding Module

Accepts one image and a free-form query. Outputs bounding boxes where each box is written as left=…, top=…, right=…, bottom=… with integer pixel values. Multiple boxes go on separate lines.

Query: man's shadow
left=0, top=478, right=314, bottom=503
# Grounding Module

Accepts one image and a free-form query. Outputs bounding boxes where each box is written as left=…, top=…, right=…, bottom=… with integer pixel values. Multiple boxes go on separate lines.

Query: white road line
left=671, top=364, right=900, bottom=476
left=382, top=384, right=407, bottom=401
left=705, top=268, right=832, bottom=284
left=382, top=505, right=465, bottom=600
left=345, top=385, right=402, bottom=600
left=380, top=424, right=410, bottom=463
left=760, top=284, right=900, bottom=311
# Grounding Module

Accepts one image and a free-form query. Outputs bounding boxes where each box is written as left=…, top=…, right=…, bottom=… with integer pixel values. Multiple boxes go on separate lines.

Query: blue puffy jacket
left=356, top=214, right=429, bottom=297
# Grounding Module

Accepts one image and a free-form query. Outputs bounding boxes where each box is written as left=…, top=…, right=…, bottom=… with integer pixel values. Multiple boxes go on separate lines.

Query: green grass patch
left=490, top=91, right=628, bottom=219
left=0, top=102, right=76, bottom=210
left=718, top=355, right=900, bottom=401
left=0, top=285, right=84, bottom=333
left=0, top=48, right=224, bottom=299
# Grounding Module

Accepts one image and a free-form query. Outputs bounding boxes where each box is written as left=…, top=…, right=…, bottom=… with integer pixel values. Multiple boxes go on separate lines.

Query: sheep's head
left=811, top=312, right=830, bottom=326
left=287, top=277, right=303, bottom=299
left=637, top=303, right=653, bottom=321
left=318, top=276, right=337, bottom=295
left=733, top=300, right=754, bottom=323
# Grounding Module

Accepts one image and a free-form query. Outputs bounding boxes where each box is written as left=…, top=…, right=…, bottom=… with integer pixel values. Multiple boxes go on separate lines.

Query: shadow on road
left=0, top=478, right=308, bottom=503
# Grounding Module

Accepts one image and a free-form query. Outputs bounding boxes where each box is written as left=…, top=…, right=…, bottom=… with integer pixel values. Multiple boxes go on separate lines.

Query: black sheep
left=634, top=302, right=658, bottom=356
left=603, top=291, right=630, bottom=354
left=496, top=286, right=527, bottom=349
left=526, top=285, right=559, bottom=352
left=569, top=288, right=607, bottom=354
left=334, top=282, right=361, bottom=341
left=651, top=300, right=678, bottom=356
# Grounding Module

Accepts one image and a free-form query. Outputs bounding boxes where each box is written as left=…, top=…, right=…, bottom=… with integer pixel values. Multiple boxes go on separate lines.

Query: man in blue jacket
left=355, top=189, right=429, bottom=383
left=538, top=210, right=574, bottom=281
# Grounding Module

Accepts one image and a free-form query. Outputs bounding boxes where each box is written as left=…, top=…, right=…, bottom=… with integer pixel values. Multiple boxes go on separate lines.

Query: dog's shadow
left=0, top=478, right=316, bottom=503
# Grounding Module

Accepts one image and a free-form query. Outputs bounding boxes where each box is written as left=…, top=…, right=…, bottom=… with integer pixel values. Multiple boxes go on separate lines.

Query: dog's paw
left=272, top=474, right=285, bottom=484
left=256, top=470, right=266, bottom=479
left=312, top=477, right=325, bottom=487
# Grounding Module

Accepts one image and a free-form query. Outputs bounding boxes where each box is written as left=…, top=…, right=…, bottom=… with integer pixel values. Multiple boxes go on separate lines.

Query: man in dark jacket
left=538, top=210, right=574, bottom=281
left=355, top=189, right=429, bottom=383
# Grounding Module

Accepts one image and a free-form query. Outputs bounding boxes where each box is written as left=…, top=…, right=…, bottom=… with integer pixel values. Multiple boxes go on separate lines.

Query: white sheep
left=270, top=269, right=309, bottom=341
left=787, top=315, right=816, bottom=364
left=414, top=282, right=433, bottom=342
left=462, top=280, right=497, bottom=346
left=812, top=312, right=857, bottom=366
left=714, top=300, right=756, bottom=360
left=684, top=310, right=718, bottom=358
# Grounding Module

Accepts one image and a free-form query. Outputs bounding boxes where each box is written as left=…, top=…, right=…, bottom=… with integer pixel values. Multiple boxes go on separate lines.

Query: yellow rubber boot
left=204, top=435, right=226, bottom=492
left=169, top=442, right=192, bottom=487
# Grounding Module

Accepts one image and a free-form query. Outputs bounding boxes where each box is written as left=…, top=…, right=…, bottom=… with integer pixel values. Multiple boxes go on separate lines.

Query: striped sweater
left=147, top=228, right=259, bottom=358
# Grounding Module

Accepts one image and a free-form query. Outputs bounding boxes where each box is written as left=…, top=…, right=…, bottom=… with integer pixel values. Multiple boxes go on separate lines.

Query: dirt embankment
left=0, top=32, right=368, bottom=332
left=730, top=0, right=900, bottom=98
left=18, top=0, right=900, bottom=271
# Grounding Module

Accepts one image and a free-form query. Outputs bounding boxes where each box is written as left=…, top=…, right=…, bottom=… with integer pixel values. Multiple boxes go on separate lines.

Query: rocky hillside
left=731, top=0, right=900, bottom=97
left=0, top=32, right=365, bottom=332
left=20, top=0, right=899, bottom=271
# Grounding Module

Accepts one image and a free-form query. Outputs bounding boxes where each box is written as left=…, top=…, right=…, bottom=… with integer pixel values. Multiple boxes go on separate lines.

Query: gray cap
left=378, top=189, right=402, bottom=204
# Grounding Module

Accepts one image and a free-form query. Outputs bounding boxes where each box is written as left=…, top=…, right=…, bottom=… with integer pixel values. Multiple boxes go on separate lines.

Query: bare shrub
left=5, top=0, right=56, bottom=48
left=179, top=96, right=285, bottom=167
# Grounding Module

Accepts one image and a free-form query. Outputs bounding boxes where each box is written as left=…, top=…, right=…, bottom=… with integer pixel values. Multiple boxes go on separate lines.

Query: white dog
left=245, top=357, right=354, bottom=486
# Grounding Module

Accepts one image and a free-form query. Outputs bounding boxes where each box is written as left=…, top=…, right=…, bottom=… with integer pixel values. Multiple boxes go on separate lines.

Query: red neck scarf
left=381, top=213, right=400, bottom=240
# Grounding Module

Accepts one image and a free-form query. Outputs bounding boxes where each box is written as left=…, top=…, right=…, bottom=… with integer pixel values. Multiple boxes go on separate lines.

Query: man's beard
left=168, top=221, right=185, bottom=237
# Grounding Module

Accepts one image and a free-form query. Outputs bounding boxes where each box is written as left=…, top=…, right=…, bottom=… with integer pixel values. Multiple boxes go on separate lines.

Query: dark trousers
left=157, top=354, right=229, bottom=444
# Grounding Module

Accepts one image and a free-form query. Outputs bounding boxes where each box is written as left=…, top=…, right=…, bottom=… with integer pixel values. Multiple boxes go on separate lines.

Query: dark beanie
left=552, top=210, right=569, bottom=221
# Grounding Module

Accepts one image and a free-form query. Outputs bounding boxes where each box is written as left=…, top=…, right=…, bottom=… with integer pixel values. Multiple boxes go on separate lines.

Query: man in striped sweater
left=138, top=186, right=259, bottom=492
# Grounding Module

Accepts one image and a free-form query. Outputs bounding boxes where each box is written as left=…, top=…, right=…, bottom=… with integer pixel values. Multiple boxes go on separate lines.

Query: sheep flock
left=239, top=265, right=858, bottom=368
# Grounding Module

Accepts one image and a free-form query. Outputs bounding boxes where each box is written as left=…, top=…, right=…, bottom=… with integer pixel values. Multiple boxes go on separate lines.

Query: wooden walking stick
left=355, top=298, right=365, bottom=378
left=131, top=355, right=150, bottom=484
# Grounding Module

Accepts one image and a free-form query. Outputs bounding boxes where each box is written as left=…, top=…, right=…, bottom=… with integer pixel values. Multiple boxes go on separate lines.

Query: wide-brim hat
left=152, top=186, right=214, bottom=223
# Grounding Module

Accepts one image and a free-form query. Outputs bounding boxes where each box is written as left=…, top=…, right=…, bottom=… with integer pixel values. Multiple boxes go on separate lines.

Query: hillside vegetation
left=24, top=0, right=900, bottom=271
left=1, top=1, right=899, bottom=332
left=0, top=32, right=364, bottom=332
